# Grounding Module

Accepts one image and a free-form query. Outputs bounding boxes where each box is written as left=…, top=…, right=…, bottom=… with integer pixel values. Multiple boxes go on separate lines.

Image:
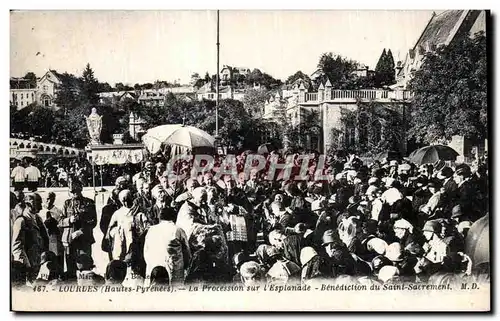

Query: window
left=32, top=93, right=34, bottom=99
left=21, top=93, right=23, bottom=99
left=44, top=98, right=50, bottom=107
left=43, top=85, right=48, bottom=91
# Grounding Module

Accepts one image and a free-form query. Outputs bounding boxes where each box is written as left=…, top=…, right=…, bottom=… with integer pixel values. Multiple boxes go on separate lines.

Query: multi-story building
left=10, top=78, right=36, bottom=109
left=263, top=79, right=412, bottom=153
left=219, top=65, right=251, bottom=85
left=138, top=91, right=166, bottom=107
left=35, top=70, right=65, bottom=107
left=196, top=83, right=238, bottom=101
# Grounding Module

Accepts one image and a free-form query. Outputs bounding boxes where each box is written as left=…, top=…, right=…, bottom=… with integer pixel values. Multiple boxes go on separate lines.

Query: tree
left=337, top=101, right=405, bottom=156
left=204, top=72, right=211, bottom=84
left=98, top=82, right=114, bottom=93
left=374, top=49, right=396, bottom=87
left=23, top=72, right=37, bottom=88
left=53, top=72, right=79, bottom=114
left=242, top=88, right=271, bottom=118
left=23, top=106, right=57, bottom=142
left=285, top=109, right=321, bottom=151
left=115, top=83, right=133, bottom=91
left=317, top=53, right=359, bottom=89
left=52, top=104, right=89, bottom=147
left=190, top=73, right=200, bottom=86
left=81, top=63, right=100, bottom=105
left=196, top=99, right=265, bottom=151
left=408, top=32, right=487, bottom=144
left=285, top=71, right=311, bottom=85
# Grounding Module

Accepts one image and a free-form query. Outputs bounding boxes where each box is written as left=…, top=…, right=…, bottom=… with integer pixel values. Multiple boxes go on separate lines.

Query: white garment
left=144, top=220, right=191, bottom=286
left=40, top=205, right=63, bottom=221
left=11, top=166, right=25, bottom=182
left=371, top=198, right=384, bottom=221
left=25, top=165, right=41, bottom=182
left=107, top=207, right=135, bottom=261
left=425, top=237, right=449, bottom=263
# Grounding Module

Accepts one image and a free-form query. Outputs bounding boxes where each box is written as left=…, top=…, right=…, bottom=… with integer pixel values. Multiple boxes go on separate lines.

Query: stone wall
left=321, top=102, right=356, bottom=152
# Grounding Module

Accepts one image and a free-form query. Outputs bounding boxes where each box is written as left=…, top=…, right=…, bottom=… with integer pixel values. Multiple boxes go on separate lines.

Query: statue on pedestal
left=85, top=108, right=102, bottom=145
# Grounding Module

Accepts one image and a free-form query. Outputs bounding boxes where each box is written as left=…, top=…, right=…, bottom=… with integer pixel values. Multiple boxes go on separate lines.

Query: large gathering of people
left=10, top=148, right=489, bottom=290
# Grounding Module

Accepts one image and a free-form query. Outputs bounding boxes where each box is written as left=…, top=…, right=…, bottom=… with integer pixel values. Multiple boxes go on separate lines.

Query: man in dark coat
left=11, top=193, right=49, bottom=282
left=58, top=179, right=97, bottom=279
left=100, top=188, right=120, bottom=261
left=452, top=164, right=481, bottom=222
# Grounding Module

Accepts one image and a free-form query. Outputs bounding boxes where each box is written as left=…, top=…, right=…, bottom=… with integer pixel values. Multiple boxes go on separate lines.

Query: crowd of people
left=10, top=149, right=489, bottom=290
left=10, top=157, right=142, bottom=189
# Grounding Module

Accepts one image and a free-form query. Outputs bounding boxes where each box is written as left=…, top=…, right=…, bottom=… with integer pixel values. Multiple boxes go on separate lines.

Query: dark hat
left=69, top=178, right=83, bottom=193
left=40, top=251, right=57, bottom=265
left=427, top=179, right=442, bottom=189
left=76, top=253, right=94, bottom=270
left=415, top=176, right=428, bottom=186
left=322, top=229, right=339, bottom=246
left=362, top=219, right=378, bottom=235
left=422, top=220, right=442, bottom=234
left=437, top=166, right=454, bottom=179
left=455, top=164, right=471, bottom=177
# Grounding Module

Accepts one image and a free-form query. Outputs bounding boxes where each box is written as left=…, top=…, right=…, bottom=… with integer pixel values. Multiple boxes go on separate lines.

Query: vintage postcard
left=10, top=10, right=490, bottom=311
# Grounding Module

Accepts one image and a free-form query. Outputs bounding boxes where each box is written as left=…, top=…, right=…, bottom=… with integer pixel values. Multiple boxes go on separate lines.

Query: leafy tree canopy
left=408, top=31, right=487, bottom=144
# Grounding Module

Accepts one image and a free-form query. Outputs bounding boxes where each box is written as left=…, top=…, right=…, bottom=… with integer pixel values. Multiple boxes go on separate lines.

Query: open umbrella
left=465, top=214, right=489, bottom=269
left=408, top=145, right=458, bottom=165
left=142, top=124, right=215, bottom=155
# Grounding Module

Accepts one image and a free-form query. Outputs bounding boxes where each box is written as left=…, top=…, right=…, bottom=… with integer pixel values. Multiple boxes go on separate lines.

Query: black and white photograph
left=9, top=9, right=490, bottom=311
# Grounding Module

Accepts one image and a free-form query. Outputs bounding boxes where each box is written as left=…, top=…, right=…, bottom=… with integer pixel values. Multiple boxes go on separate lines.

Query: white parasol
left=142, top=124, right=215, bottom=155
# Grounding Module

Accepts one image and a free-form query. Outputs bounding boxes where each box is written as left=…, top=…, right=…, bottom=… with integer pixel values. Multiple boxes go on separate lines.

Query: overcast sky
left=10, top=10, right=435, bottom=85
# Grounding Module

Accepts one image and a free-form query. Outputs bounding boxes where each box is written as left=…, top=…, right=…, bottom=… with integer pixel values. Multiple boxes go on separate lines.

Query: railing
left=305, top=93, right=318, bottom=102
left=303, top=89, right=413, bottom=102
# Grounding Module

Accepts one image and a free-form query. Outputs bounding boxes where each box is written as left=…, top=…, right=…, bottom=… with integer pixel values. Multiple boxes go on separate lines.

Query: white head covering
left=191, top=186, right=207, bottom=202
left=393, top=219, right=414, bottom=234
left=366, top=238, right=388, bottom=255
left=300, top=247, right=318, bottom=267
left=365, top=185, right=379, bottom=196
left=378, top=265, right=400, bottom=283
left=381, top=188, right=403, bottom=205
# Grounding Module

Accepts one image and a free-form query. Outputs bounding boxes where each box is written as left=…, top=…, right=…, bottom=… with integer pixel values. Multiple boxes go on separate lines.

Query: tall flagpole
left=215, top=10, right=220, bottom=138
